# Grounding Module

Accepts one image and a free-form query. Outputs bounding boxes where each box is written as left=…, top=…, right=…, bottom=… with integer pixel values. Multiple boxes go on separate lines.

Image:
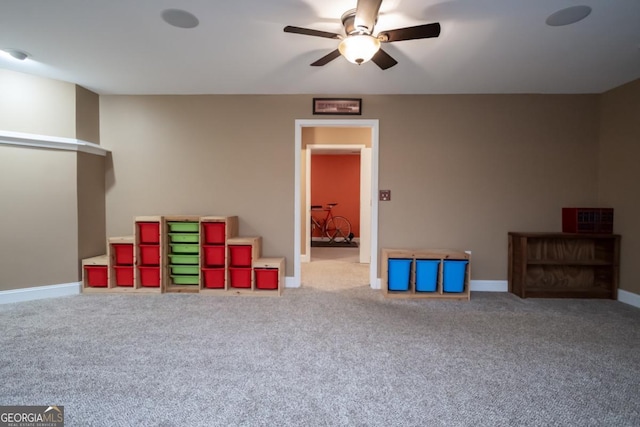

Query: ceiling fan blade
left=311, top=49, right=342, bottom=66
left=284, top=26, right=341, bottom=39
left=371, top=48, right=398, bottom=70
left=379, top=23, right=441, bottom=42
left=354, top=0, right=383, bottom=33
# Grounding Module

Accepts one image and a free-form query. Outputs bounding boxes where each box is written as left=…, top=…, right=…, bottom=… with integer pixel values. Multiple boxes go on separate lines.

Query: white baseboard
left=470, top=280, right=509, bottom=292
left=618, top=289, right=640, bottom=309
left=285, top=276, right=300, bottom=288
left=0, top=282, right=81, bottom=305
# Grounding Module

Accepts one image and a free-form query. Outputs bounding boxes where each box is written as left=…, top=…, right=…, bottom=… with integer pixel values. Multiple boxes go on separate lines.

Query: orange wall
left=311, top=154, right=360, bottom=237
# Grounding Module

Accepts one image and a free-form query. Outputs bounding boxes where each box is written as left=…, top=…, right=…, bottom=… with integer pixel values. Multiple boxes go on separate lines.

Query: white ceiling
left=1, top=0, right=639, bottom=95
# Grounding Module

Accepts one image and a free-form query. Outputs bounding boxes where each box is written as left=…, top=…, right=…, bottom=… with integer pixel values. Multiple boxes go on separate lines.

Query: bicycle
left=310, top=203, right=352, bottom=243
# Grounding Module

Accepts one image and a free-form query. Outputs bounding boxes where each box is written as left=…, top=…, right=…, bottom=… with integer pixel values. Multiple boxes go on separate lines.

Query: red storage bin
left=138, top=266, right=160, bottom=287
left=84, top=266, right=108, bottom=287
left=203, top=245, right=225, bottom=267
left=137, top=222, right=160, bottom=244
left=229, top=245, right=252, bottom=267
left=202, top=268, right=225, bottom=289
left=229, top=267, right=252, bottom=288
left=255, top=268, right=278, bottom=290
left=203, top=222, right=225, bottom=245
left=114, top=266, right=134, bottom=287
left=112, top=244, right=134, bottom=265
left=139, top=244, right=160, bottom=266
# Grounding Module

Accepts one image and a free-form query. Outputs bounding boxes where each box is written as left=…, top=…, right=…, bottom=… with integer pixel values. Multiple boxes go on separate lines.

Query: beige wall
left=0, top=70, right=104, bottom=291
left=0, top=146, right=78, bottom=290
left=100, top=95, right=306, bottom=270
left=101, top=94, right=600, bottom=280
left=77, top=152, right=107, bottom=276
left=598, top=79, right=640, bottom=294
left=75, top=86, right=100, bottom=144
left=0, top=69, right=76, bottom=138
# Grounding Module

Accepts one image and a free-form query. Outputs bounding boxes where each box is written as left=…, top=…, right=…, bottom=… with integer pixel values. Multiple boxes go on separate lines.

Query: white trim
left=0, top=282, right=81, bottom=305
left=0, top=129, right=110, bottom=156
left=285, top=276, right=299, bottom=288
left=470, top=280, right=508, bottom=292
left=294, top=119, right=379, bottom=289
left=618, top=289, right=640, bottom=309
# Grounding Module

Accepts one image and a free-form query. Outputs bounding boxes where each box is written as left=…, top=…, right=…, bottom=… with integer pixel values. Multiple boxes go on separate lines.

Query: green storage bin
left=171, top=275, right=199, bottom=285
left=170, top=265, right=199, bottom=275
left=167, top=222, right=199, bottom=233
left=170, top=243, right=200, bottom=254
left=169, top=233, right=199, bottom=243
left=168, top=254, right=199, bottom=265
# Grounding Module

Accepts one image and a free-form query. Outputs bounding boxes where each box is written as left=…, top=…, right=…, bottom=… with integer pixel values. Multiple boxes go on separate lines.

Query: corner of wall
left=75, top=85, right=100, bottom=144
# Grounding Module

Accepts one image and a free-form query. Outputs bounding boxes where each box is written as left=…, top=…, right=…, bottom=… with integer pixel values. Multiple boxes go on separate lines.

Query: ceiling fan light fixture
left=338, top=34, right=381, bottom=65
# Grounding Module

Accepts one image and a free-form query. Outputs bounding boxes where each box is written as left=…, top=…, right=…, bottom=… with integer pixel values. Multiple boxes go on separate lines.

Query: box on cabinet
left=138, top=266, right=160, bottom=288
left=387, top=258, right=412, bottom=291
left=82, top=255, right=110, bottom=292
left=137, top=222, right=160, bottom=244
left=443, top=260, right=468, bottom=293
left=202, top=267, right=225, bottom=289
left=113, top=266, right=134, bottom=287
left=253, top=257, right=284, bottom=296
left=229, top=267, right=252, bottom=288
left=415, top=260, right=439, bottom=292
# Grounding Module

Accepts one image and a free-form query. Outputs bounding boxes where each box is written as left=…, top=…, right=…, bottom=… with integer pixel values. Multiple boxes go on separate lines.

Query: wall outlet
left=379, top=190, right=391, bottom=201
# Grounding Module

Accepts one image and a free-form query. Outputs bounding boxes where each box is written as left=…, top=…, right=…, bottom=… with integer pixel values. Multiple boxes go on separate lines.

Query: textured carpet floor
left=1, top=289, right=639, bottom=427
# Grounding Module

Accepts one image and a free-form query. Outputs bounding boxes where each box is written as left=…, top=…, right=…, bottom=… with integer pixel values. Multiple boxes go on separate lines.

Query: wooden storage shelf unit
left=108, top=236, right=136, bottom=291
left=508, top=232, right=620, bottom=299
left=200, top=216, right=238, bottom=294
left=82, top=255, right=110, bottom=293
left=253, top=257, right=285, bottom=296
left=164, top=215, right=202, bottom=293
left=227, top=236, right=262, bottom=294
left=381, top=248, right=471, bottom=300
left=134, top=216, right=163, bottom=293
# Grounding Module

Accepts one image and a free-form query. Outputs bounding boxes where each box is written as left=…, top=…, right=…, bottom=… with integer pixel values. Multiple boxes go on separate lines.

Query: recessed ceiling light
left=161, top=9, right=199, bottom=29
left=1, top=48, right=30, bottom=60
left=546, top=5, right=592, bottom=27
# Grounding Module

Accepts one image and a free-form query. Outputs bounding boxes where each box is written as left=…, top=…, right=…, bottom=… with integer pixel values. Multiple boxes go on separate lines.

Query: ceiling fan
left=283, top=0, right=441, bottom=70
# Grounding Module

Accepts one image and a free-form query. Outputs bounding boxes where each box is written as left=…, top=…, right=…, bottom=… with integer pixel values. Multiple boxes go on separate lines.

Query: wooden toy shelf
left=381, top=248, right=471, bottom=300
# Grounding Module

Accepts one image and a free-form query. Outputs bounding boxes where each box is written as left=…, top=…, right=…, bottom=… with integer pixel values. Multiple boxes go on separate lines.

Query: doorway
left=293, top=119, right=379, bottom=289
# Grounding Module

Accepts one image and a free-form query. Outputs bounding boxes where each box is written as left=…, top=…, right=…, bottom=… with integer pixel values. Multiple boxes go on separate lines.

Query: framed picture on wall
left=313, top=98, right=362, bottom=115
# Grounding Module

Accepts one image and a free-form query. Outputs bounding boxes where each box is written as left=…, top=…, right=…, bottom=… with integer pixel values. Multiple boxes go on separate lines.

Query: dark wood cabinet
left=508, top=232, right=620, bottom=299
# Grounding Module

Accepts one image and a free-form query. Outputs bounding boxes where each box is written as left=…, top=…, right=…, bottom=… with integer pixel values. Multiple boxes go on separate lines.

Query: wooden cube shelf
left=108, top=236, right=136, bottom=291
left=199, top=216, right=238, bottom=295
left=163, top=215, right=202, bottom=293
left=82, top=255, right=110, bottom=293
left=253, top=257, right=285, bottom=296
left=134, top=216, right=163, bottom=293
left=381, top=248, right=471, bottom=300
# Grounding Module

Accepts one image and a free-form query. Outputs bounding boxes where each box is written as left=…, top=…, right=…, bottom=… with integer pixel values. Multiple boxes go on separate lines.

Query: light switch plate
left=379, top=190, right=391, bottom=201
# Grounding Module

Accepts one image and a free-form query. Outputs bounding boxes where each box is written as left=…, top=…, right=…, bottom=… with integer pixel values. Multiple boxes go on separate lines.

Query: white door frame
left=292, top=119, right=380, bottom=289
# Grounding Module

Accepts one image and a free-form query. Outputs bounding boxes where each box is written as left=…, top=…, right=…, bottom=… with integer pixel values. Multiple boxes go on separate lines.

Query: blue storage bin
left=415, top=259, right=439, bottom=292
left=443, top=260, right=468, bottom=293
left=388, top=258, right=412, bottom=291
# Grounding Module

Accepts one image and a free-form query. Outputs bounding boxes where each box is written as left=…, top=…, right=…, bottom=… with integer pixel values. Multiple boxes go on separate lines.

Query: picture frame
left=312, top=98, right=362, bottom=115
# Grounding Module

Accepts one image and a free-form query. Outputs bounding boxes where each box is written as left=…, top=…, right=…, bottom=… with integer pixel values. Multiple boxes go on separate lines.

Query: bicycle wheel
left=325, top=216, right=351, bottom=243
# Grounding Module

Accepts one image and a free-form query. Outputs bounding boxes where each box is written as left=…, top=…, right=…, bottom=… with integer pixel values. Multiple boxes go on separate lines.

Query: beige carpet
left=301, top=247, right=370, bottom=291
